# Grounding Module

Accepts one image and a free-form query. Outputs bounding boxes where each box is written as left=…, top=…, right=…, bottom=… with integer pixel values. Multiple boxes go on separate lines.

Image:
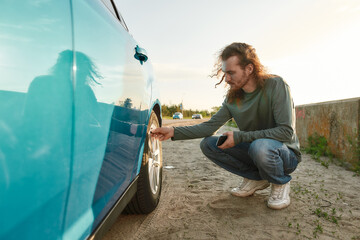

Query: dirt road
left=103, top=120, right=360, bottom=240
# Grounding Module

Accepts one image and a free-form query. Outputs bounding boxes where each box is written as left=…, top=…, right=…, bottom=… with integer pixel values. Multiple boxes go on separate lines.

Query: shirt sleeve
left=233, top=79, right=296, bottom=144
left=172, top=102, right=232, bottom=140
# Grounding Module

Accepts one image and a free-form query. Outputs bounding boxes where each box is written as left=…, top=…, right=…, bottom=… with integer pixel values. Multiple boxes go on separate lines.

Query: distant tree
left=161, top=104, right=170, bottom=117
left=211, top=106, right=221, bottom=116
left=161, top=104, right=181, bottom=117
left=212, top=106, right=221, bottom=112
left=161, top=103, right=216, bottom=118
left=123, top=98, right=133, bottom=108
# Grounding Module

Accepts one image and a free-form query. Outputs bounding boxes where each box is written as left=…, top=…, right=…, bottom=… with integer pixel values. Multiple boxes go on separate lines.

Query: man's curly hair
left=211, top=42, right=272, bottom=103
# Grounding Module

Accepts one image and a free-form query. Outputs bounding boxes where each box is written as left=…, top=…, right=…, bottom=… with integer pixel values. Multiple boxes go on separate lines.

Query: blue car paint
left=0, top=0, right=159, bottom=239
left=0, top=1, right=74, bottom=239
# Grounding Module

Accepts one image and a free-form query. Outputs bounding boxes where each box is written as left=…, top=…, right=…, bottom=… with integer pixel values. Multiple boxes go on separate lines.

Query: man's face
left=222, top=56, right=250, bottom=90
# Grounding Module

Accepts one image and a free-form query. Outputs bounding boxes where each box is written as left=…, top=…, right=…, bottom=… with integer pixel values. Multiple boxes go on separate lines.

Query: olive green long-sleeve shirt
left=172, top=76, right=301, bottom=161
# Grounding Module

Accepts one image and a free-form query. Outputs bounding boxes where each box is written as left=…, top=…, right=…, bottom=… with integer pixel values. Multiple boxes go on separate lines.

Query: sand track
left=104, top=120, right=360, bottom=240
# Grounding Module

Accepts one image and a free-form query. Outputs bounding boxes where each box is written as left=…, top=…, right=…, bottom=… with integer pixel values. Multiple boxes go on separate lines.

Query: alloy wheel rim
left=148, top=123, right=161, bottom=195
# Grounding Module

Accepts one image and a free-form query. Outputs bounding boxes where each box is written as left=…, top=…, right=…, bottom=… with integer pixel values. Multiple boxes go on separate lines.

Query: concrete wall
left=295, top=97, right=360, bottom=166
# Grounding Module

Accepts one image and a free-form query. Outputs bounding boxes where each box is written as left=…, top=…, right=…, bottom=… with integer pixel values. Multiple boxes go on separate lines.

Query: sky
left=115, top=0, right=360, bottom=111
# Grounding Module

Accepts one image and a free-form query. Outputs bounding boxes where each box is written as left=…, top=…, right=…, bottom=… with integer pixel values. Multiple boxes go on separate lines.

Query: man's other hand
left=150, top=127, right=174, bottom=141
left=218, top=131, right=235, bottom=149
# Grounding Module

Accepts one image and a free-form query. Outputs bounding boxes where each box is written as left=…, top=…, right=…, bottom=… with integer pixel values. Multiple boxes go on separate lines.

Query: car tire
left=125, top=111, right=162, bottom=214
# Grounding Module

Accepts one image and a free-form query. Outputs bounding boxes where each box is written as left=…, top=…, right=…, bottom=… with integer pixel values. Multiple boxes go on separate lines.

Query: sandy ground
left=103, top=119, right=360, bottom=240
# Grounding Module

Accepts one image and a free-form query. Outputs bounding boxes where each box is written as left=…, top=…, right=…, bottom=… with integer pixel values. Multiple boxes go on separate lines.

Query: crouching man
left=152, top=42, right=301, bottom=210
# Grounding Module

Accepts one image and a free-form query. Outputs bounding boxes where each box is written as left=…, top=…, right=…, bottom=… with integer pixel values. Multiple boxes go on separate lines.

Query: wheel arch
left=151, top=100, right=162, bottom=127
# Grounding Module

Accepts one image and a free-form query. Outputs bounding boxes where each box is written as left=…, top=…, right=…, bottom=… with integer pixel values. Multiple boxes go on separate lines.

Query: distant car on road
left=173, top=112, right=183, bottom=119
left=192, top=114, right=203, bottom=119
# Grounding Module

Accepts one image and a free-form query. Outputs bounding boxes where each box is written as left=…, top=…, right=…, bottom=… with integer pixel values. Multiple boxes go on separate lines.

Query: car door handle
left=134, top=45, right=148, bottom=65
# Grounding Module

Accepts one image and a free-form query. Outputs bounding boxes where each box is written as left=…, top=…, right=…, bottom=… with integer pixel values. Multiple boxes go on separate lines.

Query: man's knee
left=200, top=136, right=217, bottom=155
left=200, top=137, right=210, bottom=152
left=249, top=139, right=276, bottom=166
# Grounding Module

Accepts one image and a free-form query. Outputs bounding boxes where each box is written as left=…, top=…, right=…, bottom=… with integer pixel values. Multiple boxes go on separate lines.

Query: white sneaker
left=267, top=182, right=291, bottom=210
left=231, top=178, right=270, bottom=197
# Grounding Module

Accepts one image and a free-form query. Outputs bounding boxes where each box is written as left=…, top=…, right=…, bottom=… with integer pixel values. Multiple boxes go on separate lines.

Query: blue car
left=0, top=1, right=162, bottom=239
left=172, top=112, right=183, bottom=119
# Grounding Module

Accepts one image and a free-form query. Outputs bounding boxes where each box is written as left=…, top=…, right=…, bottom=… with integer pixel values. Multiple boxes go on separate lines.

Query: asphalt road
left=162, top=118, right=209, bottom=127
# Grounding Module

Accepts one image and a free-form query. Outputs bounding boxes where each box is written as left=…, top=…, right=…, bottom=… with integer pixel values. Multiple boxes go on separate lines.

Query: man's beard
left=226, top=86, right=244, bottom=103
left=226, top=76, right=251, bottom=102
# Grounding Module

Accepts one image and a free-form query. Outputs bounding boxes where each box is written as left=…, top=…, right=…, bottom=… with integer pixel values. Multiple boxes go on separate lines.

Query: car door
left=62, top=0, right=151, bottom=238
left=0, top=1, right=73, bottom=239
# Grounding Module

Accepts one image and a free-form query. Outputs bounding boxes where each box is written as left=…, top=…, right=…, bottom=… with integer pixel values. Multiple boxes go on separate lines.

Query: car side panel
left=0, top=1, right=73, bottom=239
left=63, top=0, right=151, bottom=238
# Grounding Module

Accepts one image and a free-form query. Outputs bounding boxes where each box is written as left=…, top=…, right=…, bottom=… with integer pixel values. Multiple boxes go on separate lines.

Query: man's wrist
left=171, top=127, right=175, bottom=140
left=233, top=130, right=242, bottom=144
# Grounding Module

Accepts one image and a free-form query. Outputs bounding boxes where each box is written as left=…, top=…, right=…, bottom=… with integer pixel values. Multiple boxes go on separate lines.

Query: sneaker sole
left=231, top=183, right=270, bottom=197
left=267, top=199, right=291, bottom=210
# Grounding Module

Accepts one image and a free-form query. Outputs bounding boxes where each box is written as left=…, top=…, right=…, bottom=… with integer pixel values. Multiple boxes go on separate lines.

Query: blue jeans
left=200, top=137, right=298, bottom=184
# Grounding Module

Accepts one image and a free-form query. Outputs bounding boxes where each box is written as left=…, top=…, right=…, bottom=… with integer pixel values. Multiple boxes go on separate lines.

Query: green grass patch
left=305, top=133, right=333, bottom=168
left=226, top=119, right=238, bottom=128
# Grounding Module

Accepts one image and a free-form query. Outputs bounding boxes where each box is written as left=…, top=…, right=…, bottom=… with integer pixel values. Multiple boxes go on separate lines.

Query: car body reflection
left=0, top=1, right=162, bottom=239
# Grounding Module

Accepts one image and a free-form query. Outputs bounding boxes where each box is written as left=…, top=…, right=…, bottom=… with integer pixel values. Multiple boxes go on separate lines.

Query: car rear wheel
left=125, top=111, right=162, bottom=214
